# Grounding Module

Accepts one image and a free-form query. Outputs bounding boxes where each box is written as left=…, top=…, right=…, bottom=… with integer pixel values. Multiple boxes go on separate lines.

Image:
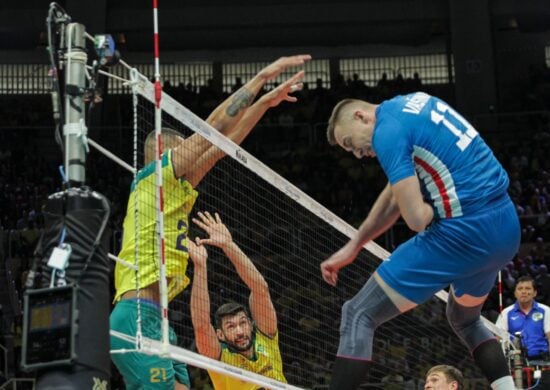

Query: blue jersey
left=373, top=92, right=509, bottom=219
left=496, top=301, right=550, bottom=358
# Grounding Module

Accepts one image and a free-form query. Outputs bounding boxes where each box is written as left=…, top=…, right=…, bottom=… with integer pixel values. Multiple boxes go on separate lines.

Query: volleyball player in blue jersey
left=321, top=93, right=520, bottom=390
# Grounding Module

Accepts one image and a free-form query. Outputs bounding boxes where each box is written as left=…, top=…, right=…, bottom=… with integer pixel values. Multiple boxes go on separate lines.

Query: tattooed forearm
left=226, top=88, right=254, bottom=117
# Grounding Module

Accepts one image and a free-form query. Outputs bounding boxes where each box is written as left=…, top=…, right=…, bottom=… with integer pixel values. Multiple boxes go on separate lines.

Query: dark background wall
left=1, top=0, right=550, bottom=116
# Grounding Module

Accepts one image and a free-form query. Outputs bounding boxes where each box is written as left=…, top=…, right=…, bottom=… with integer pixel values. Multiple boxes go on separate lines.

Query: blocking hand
left=192, top=212, right=233, bottom=249
left=259, top=70, right=305, bottom=108
left=257, top=55, right=311, bottom=81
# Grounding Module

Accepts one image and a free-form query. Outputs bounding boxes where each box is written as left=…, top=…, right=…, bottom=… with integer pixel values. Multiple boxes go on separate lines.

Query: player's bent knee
left=337, top=277, right=401, bottom=359
left=446, top=294, right=493, bottom=351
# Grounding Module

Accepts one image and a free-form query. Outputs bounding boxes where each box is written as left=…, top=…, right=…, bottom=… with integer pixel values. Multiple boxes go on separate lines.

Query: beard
left=226, top=335, right=253, bottom=353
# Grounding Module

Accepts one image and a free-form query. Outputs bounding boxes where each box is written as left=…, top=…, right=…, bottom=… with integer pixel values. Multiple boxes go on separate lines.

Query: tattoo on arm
left=226, top=88, right=254, bottom=117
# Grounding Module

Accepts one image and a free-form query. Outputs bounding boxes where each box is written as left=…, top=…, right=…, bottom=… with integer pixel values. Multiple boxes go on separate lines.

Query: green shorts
left=110, top=299, right=190, bottom=389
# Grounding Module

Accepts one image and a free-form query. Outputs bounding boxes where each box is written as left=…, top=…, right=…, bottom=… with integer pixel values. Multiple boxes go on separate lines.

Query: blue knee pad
left=446, top=294, right=494, bottom=352
left=337, top=276, right=400, bottom=359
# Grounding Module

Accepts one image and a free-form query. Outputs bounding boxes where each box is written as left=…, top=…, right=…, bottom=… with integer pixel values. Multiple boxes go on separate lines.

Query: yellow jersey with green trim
left=114, top=150, right=198, bottom=302
left=208, top=331, right=287, bottom=390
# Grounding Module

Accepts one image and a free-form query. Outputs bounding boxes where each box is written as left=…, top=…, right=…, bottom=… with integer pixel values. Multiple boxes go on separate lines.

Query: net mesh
left=105, top=67, right=487, bottom=389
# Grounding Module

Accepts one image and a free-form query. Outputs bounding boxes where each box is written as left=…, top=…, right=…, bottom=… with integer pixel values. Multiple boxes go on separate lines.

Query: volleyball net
left=89, top=60, right=510, bottom=389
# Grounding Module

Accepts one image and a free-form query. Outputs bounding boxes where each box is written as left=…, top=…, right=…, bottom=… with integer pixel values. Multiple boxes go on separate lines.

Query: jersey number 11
left=431, top=101, right=478, bottom=151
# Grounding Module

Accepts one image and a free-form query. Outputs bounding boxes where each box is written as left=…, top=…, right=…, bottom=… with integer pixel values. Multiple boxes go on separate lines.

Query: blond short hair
left=326, top=99, right=369, bottom=145
left=426, top=365, right=463, bottom=389
left=144, top=127, right=184, bottom=164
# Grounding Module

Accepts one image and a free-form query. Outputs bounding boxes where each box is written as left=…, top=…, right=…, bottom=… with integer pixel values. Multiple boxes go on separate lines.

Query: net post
left=23, top=7, right=112, bottom=387
left=63, top=22, right=88, bottom=186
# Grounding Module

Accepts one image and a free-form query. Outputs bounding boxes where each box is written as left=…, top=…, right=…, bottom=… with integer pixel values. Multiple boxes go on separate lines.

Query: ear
left=354, top=109, right=371, bottom=124
left=353, top=109, right=365, bottom=121
left=216, top=328, right=225, bottom=341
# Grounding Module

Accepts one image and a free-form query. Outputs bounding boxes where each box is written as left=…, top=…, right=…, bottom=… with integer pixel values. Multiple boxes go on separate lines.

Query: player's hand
left=259, top=70, right=304, bottom=108
left=257, top=55, right=311, bottom=81
left=188, top=237, right=208, bottom=268
left=192, top=211, right=233, bottom=248
left=320, top=244, right=359, bottom=286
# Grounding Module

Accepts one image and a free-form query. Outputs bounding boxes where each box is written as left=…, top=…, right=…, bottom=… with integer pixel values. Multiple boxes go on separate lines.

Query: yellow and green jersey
left=114, top=150, right=198, bottom=302
left=208, top=331, right=287, bottom=390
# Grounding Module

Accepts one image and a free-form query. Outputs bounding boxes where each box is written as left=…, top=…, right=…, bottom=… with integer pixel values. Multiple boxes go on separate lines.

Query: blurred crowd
left=0, top=67, right=549, bottom=389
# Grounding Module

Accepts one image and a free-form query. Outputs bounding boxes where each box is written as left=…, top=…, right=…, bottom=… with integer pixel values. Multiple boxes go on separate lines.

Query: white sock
left=490, top=376, right=515, bottom=390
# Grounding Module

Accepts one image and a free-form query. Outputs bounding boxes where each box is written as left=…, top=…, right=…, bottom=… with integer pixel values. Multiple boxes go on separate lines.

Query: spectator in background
left=410, top=72, right=422, bottom=90
left=496, top=275, right=550, bottom=362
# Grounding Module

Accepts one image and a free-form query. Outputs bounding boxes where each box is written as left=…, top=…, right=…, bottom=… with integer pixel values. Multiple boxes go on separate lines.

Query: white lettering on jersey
left=403, top=92, right=430, bottom=114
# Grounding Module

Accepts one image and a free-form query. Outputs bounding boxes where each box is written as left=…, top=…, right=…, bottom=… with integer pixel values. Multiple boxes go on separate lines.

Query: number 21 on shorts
left=431, top=101, right=478, bottom=151
left=150, top=367, right=167, bottom=383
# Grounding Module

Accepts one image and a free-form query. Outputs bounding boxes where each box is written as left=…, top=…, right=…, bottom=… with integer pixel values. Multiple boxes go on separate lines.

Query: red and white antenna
left=152, top=0, right=170, bottom=354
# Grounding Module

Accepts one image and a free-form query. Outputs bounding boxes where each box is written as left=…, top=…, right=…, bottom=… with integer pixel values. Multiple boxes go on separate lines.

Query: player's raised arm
left=185, top=70, right=305, bottom=187
left=194, top=212, right=278, bottom=338
left=206, top=55, right=311, bottom=132
left=172, top=55, right=311, bottom=179
left=321, top=183, right=400, bottom=286
left=188, top=239, right=221, bottom=360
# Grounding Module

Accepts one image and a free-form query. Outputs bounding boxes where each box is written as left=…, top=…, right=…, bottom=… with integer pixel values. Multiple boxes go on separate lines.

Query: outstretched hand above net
left=259, top=70, right=305, bottom=108
left=257, top=54, right=311, bottom=81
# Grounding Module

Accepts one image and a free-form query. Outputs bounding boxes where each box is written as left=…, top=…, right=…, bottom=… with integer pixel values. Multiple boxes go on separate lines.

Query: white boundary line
left=110, top=330, right=305, bottom=390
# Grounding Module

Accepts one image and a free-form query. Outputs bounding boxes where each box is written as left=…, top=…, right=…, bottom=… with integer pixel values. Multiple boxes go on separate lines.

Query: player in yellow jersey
left=189, top=211, right=286, bottom=390
left=110, top=55, right=310, bottom=390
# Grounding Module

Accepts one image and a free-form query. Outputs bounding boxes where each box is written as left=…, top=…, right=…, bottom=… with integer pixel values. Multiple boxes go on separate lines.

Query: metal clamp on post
left=63, top=119, right=89, bottom=153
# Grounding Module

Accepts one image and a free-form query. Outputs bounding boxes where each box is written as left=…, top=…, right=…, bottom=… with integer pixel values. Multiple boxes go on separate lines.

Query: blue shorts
left=110, top=299, right=190, bottom=389
left=377, top=196, right=520, bottom=304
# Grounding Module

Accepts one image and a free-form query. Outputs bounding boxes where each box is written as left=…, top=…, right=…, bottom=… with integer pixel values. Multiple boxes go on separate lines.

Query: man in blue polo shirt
left=496, top=275, right=550, bottom=361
